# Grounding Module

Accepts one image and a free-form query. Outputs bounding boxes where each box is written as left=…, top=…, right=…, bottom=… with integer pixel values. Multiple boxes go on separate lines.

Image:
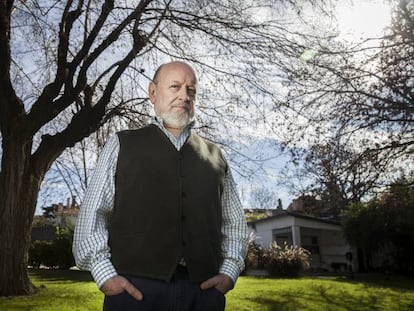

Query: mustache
left=171, top=102, right=191, bottom=109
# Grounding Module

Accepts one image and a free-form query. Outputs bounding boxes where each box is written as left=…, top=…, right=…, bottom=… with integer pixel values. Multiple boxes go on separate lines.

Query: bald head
left=152, top=61, right=198, bottom=85
left=148, top=61, right=197, bottom=137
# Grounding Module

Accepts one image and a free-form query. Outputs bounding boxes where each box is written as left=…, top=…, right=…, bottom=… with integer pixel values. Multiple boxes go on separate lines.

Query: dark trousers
left=103, top=268, right=225, bottom=311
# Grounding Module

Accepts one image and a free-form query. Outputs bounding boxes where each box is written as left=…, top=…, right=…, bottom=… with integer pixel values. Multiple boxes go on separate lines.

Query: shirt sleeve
left=72, top=134, right=119, bottom=289
left=219, top=167, right=249, bottom=284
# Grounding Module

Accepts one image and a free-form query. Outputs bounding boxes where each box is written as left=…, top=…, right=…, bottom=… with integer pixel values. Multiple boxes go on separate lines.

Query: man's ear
left=148, top=81, right=156, bottom=104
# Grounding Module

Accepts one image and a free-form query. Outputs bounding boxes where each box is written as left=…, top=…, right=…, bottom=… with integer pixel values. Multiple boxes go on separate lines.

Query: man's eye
left=170, top=85, right=180, bottom=90
left=187, top=88, right=196, bottom=96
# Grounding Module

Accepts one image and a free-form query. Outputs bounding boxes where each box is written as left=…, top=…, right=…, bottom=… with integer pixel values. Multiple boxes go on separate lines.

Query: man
left=73, top=61, right=248, bottom=311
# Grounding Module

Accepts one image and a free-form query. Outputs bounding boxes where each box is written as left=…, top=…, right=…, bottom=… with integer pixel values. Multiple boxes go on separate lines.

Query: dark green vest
left=108, top=125, right=227, bottom=282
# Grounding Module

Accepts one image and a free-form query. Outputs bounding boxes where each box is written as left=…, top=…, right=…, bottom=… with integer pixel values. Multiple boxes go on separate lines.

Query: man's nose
left=178, top=88, right=191, bottom=101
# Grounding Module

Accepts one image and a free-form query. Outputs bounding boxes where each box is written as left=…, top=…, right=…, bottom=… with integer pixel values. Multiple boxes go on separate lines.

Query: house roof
left=247, top=209, right=341, bottom=226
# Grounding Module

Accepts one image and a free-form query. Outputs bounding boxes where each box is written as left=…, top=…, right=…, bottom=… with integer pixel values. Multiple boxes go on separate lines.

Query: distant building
left=31, top=197, right=80, bottom=242
left=248, top=209, right=357, bottom=272
left=53, top=196, right=80, bottom=227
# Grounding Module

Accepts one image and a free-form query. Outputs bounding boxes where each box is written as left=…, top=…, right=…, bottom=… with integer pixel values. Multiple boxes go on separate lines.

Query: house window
left=275, top=235, right=289, bottom=246
left=272, top=227, right=293, bottom=246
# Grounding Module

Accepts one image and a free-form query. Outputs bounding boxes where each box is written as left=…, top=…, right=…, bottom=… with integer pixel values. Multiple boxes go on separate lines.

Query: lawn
left=0, top=270, right=413, bottom=311
left=226, top=274, right=414, bottom=311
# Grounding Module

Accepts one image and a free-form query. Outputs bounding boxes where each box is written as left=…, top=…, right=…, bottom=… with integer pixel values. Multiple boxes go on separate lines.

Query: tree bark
left=0, top=133, right=43, bottom=295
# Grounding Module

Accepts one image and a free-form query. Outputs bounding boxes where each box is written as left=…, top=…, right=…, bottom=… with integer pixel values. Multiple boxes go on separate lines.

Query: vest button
left=181, top=215, right=186, bottom=220
left=182, top=192, right=187, bottom=198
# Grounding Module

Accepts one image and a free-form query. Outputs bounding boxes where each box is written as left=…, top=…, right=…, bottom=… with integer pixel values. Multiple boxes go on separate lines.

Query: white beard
left=160, top=109, right=194, bottom=129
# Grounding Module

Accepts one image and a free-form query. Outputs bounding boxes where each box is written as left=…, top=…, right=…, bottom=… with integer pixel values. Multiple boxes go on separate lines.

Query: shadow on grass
left=245, top=284, right=400, bottom=311
left=245, top=294, right=361, bottom=311
left=238, top=273, right=414, bottom=311
left=332, top=273, right=414, bottom=290
left=29, top=268, right=93, bottom=283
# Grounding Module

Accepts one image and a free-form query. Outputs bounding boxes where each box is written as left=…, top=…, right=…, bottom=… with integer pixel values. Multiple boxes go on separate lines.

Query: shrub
left=29, top=240, right=50, bottom=268
left=245, top=232, right=265, bottom=270
left=29, top=224, right=75, bottom=269
left=263, top=241, right=311, bottom=277
left=52, top=225, right=75, bottom=269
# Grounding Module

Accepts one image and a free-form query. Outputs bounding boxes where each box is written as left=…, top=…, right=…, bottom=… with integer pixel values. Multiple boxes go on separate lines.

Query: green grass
left=0, top=270, right=102, bottom=311
left=226, top=275, right=414, bottom=311
left=0, top=270, right=413, bottom=310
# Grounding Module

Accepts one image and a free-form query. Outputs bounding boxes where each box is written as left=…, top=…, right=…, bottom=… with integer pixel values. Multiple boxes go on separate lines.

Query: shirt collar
left=151, top=116, right=195, bottom=134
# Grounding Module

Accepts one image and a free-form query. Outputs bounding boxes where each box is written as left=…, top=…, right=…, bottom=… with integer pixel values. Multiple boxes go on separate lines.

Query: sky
left=232, top=0, right=393, bottom=207
left=335, top=0, right=391, bottom=41
left=32, top=0, right=394, bottom=214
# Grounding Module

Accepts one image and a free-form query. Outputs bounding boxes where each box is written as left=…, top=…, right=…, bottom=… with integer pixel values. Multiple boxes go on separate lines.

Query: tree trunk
left=0, top=135, right=43, bottom=296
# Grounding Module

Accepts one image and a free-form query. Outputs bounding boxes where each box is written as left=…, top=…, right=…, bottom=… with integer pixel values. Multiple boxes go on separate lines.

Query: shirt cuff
left=219, top=259, right=244, bottom=285
left=91, top=259, right=118, bottom=289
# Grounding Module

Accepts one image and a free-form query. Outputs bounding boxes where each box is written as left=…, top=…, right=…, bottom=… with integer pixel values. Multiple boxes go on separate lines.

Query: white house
left=248, top=210, right=357, bottom=272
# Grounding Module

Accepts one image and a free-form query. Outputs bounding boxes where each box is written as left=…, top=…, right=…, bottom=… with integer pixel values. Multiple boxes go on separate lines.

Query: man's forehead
left=158, top=63, right=197, bottom=84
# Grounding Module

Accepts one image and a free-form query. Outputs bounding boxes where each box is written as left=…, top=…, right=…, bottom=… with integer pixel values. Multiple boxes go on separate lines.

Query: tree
left=280, top=0, right=414, bottom=206
left=248, top=186, right=277, bottom=209
left=50, top=120, right=132, bottom=203
left=29, top=222, right=75, bottom=270
left=282, top=135, right=391, bottom=217
left=0, top=0, right=328, bottom=296
left=342, top=177, right=414, bottom=274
